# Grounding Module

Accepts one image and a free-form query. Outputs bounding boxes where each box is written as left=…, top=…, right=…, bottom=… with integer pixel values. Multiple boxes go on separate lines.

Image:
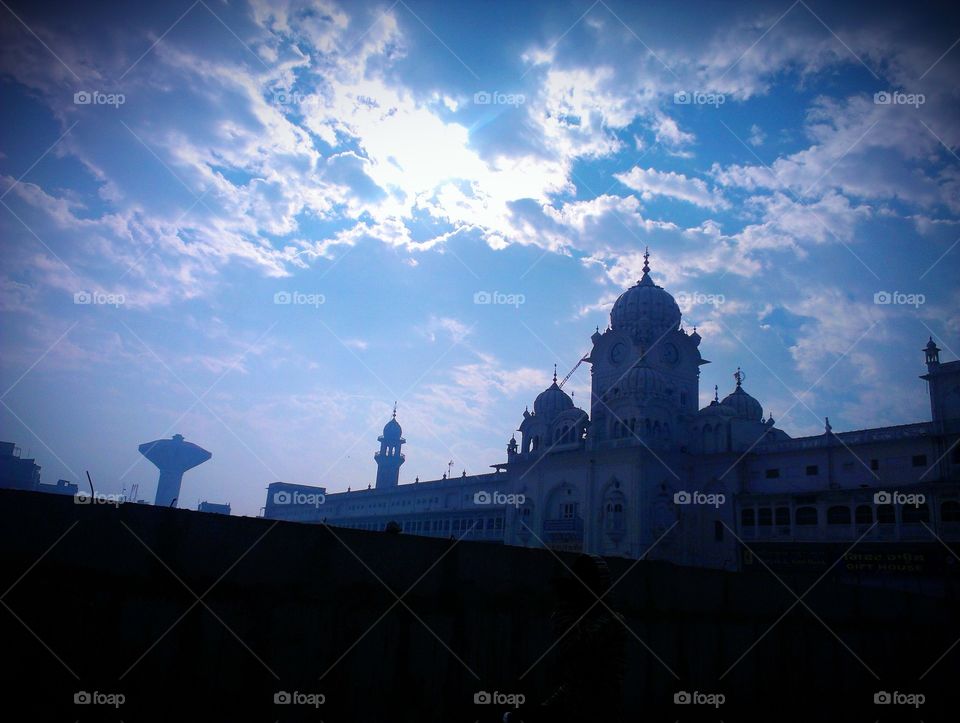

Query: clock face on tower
left=609, top=342, right=627, bottom=365
left=661, top=342, right=679, bottom=365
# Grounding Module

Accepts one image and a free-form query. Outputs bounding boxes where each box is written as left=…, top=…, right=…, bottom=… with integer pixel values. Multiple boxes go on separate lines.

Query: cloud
left=615, top=166, right=727, bottom=209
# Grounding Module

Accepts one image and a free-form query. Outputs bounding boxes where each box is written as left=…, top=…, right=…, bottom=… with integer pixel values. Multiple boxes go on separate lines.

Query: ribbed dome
left=624, top=363, right=667, bottom=395
left=721, top=385, right=763, bottom=422
left=534, top=381, right=574, bottom=418
left=610, top=252, right=681, bottom=341
left=699, top=399, right=737, bottom=417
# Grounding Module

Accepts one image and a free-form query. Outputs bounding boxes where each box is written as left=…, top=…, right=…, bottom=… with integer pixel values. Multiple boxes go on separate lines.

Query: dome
left=382, top=407, right=402, bottom=438
left=699, top=399, right=737, bottom=417
left=720, top=385, right=763, bottom=422
left=534, top=381, right=574, bottom=418
left=610, top=250, right=681, bottom=341
left=624, top=362, right=667, bottom=395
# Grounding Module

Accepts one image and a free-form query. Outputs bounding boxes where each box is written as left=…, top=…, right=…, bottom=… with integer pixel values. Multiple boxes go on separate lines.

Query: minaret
left=374, top=403, right=405, bottom=489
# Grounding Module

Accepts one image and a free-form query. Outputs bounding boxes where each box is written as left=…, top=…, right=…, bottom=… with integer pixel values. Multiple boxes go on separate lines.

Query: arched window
left=741, top=509, right=755, bottom=526
left=827, top=506, right=851, bottom=525
left=795, top=506, right=818, bottom=526
left=876, top=504, right=895, bottom=524
left=855, top=505, right=873, bottom=525
left=942, top=501, right=960, bottom=522
left=758, top=508, right=772, bottom=527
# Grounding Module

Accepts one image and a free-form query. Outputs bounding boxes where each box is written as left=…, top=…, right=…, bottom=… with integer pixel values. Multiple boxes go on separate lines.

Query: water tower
left=138, top=434, right=212, bottom=507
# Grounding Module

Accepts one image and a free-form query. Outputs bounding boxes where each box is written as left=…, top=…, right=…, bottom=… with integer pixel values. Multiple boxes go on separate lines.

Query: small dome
left=382, top=408, right=402, bottom=438
left=534, top=381, right=574, bottom=418
left=721, top=385, right=763, bottom=422
left=625, top=362, right=667, bottom=395
left=610, top=250, right=681, bottom=341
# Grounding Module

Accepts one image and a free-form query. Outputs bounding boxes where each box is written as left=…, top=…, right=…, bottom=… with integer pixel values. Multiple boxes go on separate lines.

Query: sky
left=0, top=0, right=958, bottom=516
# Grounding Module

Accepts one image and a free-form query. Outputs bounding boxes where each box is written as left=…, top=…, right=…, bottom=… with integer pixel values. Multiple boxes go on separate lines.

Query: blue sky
left=1, top=0, right=958, bottom=515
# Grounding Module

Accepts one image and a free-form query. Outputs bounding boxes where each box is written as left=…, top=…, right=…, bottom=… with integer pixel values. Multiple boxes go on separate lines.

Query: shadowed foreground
left=0, top=488, right=955, bottom=722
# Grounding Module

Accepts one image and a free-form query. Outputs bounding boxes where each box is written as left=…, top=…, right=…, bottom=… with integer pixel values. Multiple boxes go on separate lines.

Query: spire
left=552, top=363, right=558, bottom=384
left=642, top=246, right=650, bottom=275
left=714, top=384, right=719, bottom=403
left=734, top=367, right=744, bottom=388
left=392, top=401, right=397, bottom=419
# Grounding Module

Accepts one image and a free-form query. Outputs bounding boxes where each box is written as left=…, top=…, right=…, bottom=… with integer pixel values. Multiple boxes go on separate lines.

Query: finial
left=553, top=363, right=557, bottom=384
left=734, top=367, right=744, bottom=387
left=642, top=246, right=650, bottom=275
left=392, top=401, right=397, bottom=418
left=825, top=417, right=832, bottom=434
left=714, top=384, right=719, bottom=402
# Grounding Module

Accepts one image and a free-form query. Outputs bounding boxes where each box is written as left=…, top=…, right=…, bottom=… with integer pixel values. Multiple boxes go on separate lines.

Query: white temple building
left=263, top=252, right=960, bottom=574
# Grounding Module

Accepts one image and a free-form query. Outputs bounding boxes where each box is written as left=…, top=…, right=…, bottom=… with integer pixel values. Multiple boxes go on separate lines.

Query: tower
left=138, top=434, right=212, bottom=507
left=374, top=405, right=405, bottom=489
left=586, top=248, right=707, bottom=447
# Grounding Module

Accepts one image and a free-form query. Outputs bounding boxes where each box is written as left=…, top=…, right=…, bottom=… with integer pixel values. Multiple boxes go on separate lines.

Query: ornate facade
left=264, top=252, right=960, bottom=574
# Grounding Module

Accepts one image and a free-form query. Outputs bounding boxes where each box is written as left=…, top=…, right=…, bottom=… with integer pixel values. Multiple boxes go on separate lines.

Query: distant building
left=264, top=482, right=329, bottom=523
left=0, top=441, right=41, bottom=491
left=197, top=501, right=231, bottom=515
left=263, top=251, right=960, bottom=576
left=37, top=479, right=79, bottom=496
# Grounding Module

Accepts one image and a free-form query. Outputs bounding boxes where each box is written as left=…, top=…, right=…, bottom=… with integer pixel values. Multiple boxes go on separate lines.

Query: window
left=765, top=468, right=780, bottom=479
left=942, top=501, right=960, bottom=522
left=741, top=509, right=755, bottom=526
left=953, top=447, right=960, bottom=465
left=758, top=508, right=772, bottom=527
left=876, top=505, right=895, bottom=524
left=806, top=465, right=819, bottom=476
left=561, top=502, right=579, bottom=519
left=714, top=520, right=723, bottom=541
left=870, top=459, right=880, bottom=471
left=827, top=506, right=851, bottom=525
left=795, top=506, right=818, bottom=526
left=855, top=505, right=873, bottom=525
left=775, top=507, right=790, bottom=526
left=912, top=454, right=928, bottom=467
left=495, top=517, right=503, bottom=529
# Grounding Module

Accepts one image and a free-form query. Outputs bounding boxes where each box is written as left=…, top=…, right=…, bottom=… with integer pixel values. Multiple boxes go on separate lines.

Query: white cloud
left=615, top=166, right=727, bottom=209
